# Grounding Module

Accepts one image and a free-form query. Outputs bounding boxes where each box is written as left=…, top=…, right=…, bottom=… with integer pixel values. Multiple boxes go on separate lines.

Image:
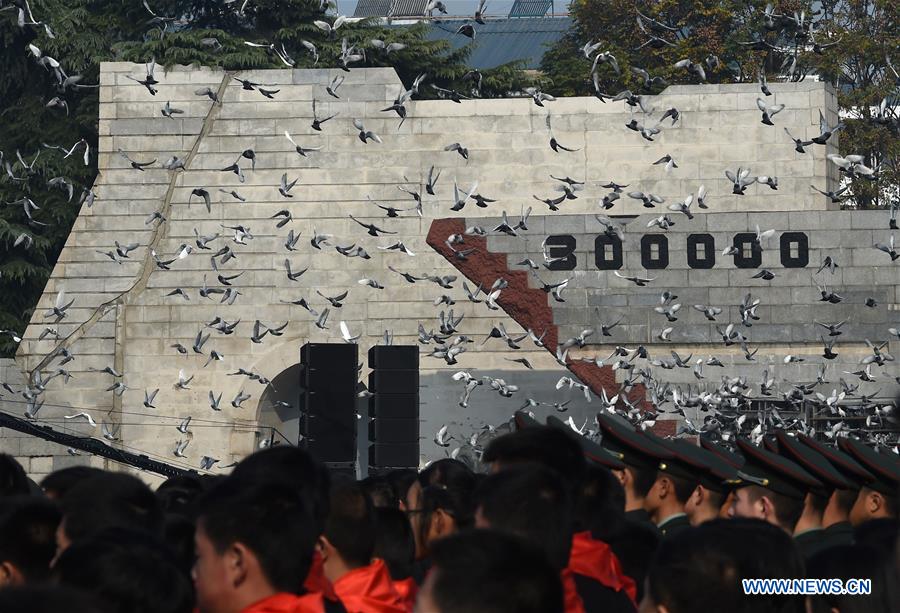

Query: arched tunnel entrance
left=256, top=363, right=302, bottom=446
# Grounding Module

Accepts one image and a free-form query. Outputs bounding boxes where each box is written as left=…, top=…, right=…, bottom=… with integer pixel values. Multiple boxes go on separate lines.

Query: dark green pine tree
left=0, top=0, right=152, bottom=356
left=0, top=0, right=533, bottom=357
left=114, top=0, right=531, bottom=95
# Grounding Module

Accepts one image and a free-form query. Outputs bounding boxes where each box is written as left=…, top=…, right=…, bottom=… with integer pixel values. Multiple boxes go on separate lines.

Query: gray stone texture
left=9, top=64, right=881, bottom=476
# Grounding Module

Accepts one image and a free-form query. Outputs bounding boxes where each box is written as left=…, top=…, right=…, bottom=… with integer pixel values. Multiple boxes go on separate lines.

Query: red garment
left=560, top=568, right=586, bottom=613
left=568, top=532, right=638, bottom=606
left=333, top=559, right=409, bottom=613
left=305, top=551, right=338, bottom=602
left=391, top=577, right=418, bottom=612
left=240, top=592, right=326, bottom=613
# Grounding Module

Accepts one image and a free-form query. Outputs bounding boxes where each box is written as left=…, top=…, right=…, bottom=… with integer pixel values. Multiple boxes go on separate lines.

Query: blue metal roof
left=353, top=0, right=392, bottom=17
left=508, top=0, right=553, bottom=17
left=353, top=0, right=429, bottom=17
left=424, top=17, right=572, bottom=70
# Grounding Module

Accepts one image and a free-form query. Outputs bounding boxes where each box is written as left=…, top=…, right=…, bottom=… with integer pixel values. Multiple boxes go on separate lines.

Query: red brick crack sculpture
left=427, top=218, right=671, bottom=434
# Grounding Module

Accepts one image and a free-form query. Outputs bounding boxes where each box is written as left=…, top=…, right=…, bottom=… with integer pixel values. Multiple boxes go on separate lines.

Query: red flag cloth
left=332, top=559, right=409, bottom=613
left=305, top=551, right=339, bottom=602
left=239, top=592, right=327, bottom=613
left=560, top=568, right=586, bottom=613
left=391, top=577, right=418, bottom=612
left=567, top=531, right=638, bottom=606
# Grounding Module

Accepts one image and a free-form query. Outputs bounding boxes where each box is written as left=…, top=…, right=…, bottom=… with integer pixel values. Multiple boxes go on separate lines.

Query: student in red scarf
left=320, top=480, right=407, bottom=613
left=573, top=464, right=652, bottom=605
left=304, top=552, right=338, bottom=604
left=417, top=529, right=562, bottom=613
left=545, top=416, right=640, bottom=605
left=483, top=424, right=638, bottom=611
left=568, top=530, right=637, bottom=606
left=475, top=464, right=637, bottom=613
left=229, top=448, right=341, bottom=606
left=192, top=477, right=339, bottom=613
left=373, top=507, right=418, bottom=610
left=404, top=460, right=476, bottom=564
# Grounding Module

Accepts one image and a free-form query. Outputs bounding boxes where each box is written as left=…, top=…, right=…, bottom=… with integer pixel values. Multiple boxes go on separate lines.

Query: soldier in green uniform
left=768, top=431, right=852, bottom=560
left=546, top=415, right=626, bottom=472
left=837, top=437, right=900, bottom=526
left=640, top=433, right=700, bottom=538
left=728, top=437, right=823, bottom=535
left=596, top=413, right=673, bottom=534
left=797, top=433, right=874, bottom=550
left=666, top=438, right=740, bottom=526
left=699, top=437, right=745, bottom=519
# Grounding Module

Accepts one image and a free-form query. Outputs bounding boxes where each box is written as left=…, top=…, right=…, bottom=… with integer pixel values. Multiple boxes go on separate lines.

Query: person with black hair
left=838, top=438, right=900, bottom=526
left=728, top=438, right=822, bottom=535
left=851, top=486, right=898, bottom=525
left=229, top=446, right=337, bottom=603
left=321, top=480, right=405, bottom=613
left=798, top=434, right=875, bottom=551
left=700, top=438, right=746, bottom=520
left=373, top=507, right=418, bottom=610
left=806, top=544, right=900, bottom=613
left=570, top=455, right=653, bottom=602
left=482, top=422, right=587, bottom=491
left=165, top=512, right=200, bottom=577
left=476, top=464, right=636, bottom=613
left=230, top=447, right=331, bottom=532
left=0, top=496, right=60, bottom=587
left=768, top=431, right=853, bottom=559
left=662, top=439, right=739, bottom=527
left=56, top=471, right=164, bottom=558
left=192, top=476, right=336, bottom=613
left=416, top=529, right=563, bottom=613
left=384, top=469, right=418, bottom=511
left=156, top=473, right=214, bottom=576
left=360, top=476, right=398, bottom=509
left=0, top=455, right=30, bottom=497
left=687, top=481, right=730, bottom=527
left=406, top=459, right=476, bottom=561
left=488, top=422, right=638, bottom=608
left=54, top=527, right=194, bottom=613
left=156, top=474, right=207, bottom=516
left=476, top=465, right=572, bottom=569
left=39, top=466, right=104, bottom=500
left=641, top=518, right=805, bottom=613
left=641, top=434, right=700, bottom=538
left=554, top=429, right=652, bottom=603
left=573, top=464, right=627, bottom=540
left=0, top=585, right=103, bottom=613
left=605, top=520, right=659, bottom=605
left=596, top=414, right=670, bottom=533
left=643, top=466, right=695, bottom=537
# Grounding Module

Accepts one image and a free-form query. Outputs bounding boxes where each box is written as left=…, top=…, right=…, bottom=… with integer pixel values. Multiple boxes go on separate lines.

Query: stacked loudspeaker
left=368, top=345, right=419, bottom=472
left=299, top=343, right=358, bottom=474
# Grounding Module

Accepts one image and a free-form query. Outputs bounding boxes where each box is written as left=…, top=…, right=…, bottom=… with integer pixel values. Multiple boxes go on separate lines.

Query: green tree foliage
left=543, top=0, right=899, bottom=208
left=0, top=0, right=531, bottom=357
left=0, top=0, right=146, bottom=357
left=808, top=0, right=899, bottom=209
left=114, top=0, right=528, bottom=94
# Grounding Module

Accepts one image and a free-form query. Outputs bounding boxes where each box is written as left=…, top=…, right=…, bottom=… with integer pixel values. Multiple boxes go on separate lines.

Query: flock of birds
left=1, top=1, right=900, bottom=470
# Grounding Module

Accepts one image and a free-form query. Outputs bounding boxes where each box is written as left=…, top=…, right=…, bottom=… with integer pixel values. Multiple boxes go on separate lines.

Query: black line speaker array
left=300, top=343, right=358, bottom=470
left=367, top=345, right=419, bottom=471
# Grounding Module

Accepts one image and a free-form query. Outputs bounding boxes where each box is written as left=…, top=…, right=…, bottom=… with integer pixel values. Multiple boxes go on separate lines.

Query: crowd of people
left=0, top=410, right=898, bottom=613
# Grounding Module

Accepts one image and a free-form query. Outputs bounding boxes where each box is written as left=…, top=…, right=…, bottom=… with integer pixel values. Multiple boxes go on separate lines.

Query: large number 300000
left=542, top=232, right=810, bottom=271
